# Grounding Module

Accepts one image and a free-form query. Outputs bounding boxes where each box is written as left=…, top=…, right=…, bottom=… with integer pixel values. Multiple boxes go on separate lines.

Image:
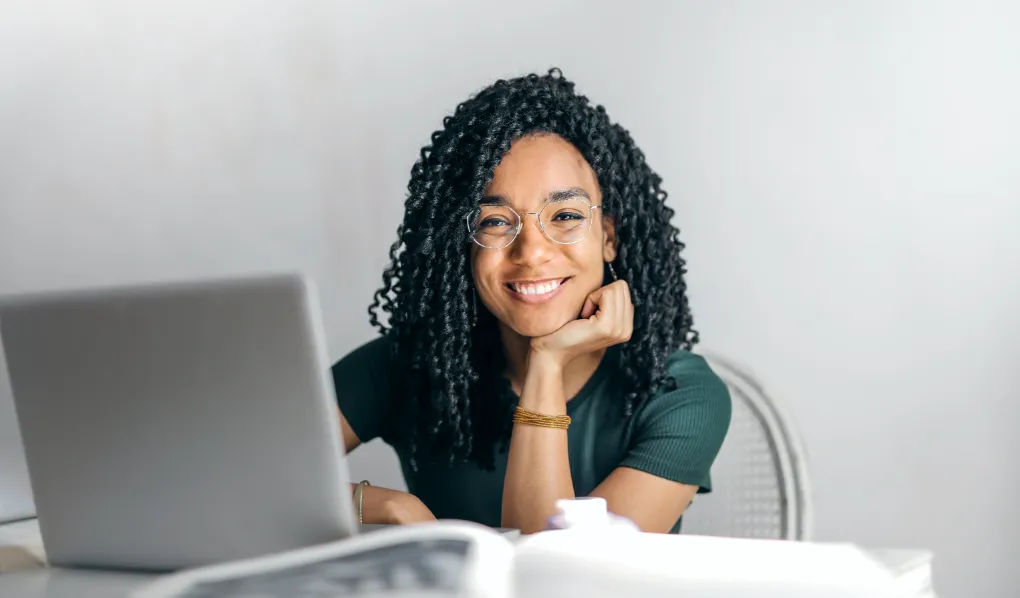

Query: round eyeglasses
left=466, top=196, right=603, bottom=250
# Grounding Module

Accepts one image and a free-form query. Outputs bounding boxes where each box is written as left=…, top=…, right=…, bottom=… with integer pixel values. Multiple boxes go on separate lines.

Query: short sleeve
left=619, top=351, right=732, bottom=493
left=330, top=335, right=397, bottom=444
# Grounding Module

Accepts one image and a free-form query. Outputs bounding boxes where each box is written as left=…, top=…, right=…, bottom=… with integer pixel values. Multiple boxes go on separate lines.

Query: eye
left=479, top=216, right=512, bottom=229
left=551, top=210, right=585, bottom=221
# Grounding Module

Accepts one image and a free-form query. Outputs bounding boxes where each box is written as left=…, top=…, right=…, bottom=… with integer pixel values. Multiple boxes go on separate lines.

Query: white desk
left=0, top=519, right=935, bottom=598
left=0, top=568, right=151, bottom=598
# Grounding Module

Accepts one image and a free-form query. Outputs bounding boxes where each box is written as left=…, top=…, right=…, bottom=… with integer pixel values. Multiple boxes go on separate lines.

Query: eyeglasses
left=466, top=196, right=603, bottom=250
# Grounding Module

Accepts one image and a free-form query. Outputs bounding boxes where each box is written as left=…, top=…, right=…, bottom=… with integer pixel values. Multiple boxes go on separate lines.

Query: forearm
left=501, top=357, right=575, bottom=533
left=352, top=483, right=432, bottom=525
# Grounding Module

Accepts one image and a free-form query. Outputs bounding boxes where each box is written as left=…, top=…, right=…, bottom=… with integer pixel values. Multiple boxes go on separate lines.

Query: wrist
left=527, top=345, right=569, bottom=373
left=519, top=352, right=567, bottom=414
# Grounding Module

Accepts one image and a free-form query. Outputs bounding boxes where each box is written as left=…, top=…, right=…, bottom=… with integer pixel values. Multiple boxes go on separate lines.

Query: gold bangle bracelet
left=513, top=406, right=571, bottom=429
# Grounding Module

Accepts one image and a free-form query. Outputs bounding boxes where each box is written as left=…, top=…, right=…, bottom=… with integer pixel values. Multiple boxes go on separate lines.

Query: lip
left=503, top=277, right=570, bottom=305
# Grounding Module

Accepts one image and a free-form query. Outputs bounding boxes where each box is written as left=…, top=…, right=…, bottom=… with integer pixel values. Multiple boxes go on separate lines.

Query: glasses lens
left=470, top=205, right=520, bottom=248
left=540, top=198, right=593, bottom=244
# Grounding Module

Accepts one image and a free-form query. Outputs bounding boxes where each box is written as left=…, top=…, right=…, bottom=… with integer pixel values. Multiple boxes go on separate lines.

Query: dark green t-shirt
left=332, top=336, right=731, bottom=533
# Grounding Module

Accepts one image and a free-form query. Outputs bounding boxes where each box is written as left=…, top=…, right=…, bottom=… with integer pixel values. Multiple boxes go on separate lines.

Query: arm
left=503, top=386, right=699, bottom=535
left=501, top=356, right=574, bottom=533
left=502, top=281, right=633, bottom=534
left=340, top=410, right=435, bottom=524
left=590, top=467, right=698, bottom=533
left=332, top=337, right=435, bottom=525
left=503, top=295, right=730, bottom=534
left=593, top=354, right=732, bottom=533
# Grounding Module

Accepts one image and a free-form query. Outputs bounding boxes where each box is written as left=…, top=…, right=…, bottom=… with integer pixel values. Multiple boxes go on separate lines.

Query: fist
left=530, top=280, right=634, bottom=368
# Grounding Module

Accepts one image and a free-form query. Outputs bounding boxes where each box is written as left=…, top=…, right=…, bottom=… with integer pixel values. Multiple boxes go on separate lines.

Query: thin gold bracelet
left=354, top=480, right=371, bottom=524
left=512, top=406, right=571, bottom=429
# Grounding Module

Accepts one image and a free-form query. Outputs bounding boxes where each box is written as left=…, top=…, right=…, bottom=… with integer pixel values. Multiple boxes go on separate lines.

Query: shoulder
left=666, top=350, right=729, bottom=397
left=664, top=349, right=731, bottom=405
left=331, top=334, right=395, bottom=374
left=330, top=334, right=398, bottom=400
left=330, top=334, right=399, bottom=443
left=619, top=349, right=732, bottom=492
left=634, top=349, right=732, bottom=438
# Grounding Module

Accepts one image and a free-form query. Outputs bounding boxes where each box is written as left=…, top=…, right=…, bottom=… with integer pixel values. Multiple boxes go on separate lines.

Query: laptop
left=0, top=273, right=357, bottom=571
left=0, top=343, right=35, bottom=525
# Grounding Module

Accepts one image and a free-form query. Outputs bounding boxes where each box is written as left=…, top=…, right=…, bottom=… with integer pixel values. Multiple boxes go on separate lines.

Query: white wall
left=1, top=1, right=1017, bottom=595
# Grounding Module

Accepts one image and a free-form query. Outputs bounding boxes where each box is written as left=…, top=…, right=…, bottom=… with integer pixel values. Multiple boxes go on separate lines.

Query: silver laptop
left=0, top=273, right=357, bottom=571
left=0, top=342, right=35, bottom=525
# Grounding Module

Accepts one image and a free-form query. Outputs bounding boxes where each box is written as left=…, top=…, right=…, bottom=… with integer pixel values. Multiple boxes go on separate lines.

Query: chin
left=508, top=314, right=574, bottom=338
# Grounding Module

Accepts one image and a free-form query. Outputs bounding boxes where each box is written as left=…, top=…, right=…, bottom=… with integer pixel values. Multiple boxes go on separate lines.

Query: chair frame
left=699, top=352, right=814, bottom=541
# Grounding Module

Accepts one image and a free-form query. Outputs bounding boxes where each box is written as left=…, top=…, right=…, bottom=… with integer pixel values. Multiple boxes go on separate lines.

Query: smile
left=504, top=277, right=570, bottom=304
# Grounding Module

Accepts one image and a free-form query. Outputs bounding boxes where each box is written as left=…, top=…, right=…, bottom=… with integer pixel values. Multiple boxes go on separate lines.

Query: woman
left=332, top=69, right=731, bottom=534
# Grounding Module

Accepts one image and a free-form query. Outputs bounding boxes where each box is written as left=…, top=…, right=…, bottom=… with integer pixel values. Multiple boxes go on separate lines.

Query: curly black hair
left=368, top=68, right=697, bottom=470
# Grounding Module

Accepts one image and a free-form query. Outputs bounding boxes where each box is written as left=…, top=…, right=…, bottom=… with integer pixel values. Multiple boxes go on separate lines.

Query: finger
left=626, top=290, right=634, bottom=333
left=604, top=282, right=623, bottom=334
left=580, top=294, right=597, bottom=319
left=580, top=286, right=607, bottom=319
left=615, top=285, right=628, bottom=339
left=588, top=292, right=616, bottom=335
left=613, top=282, right=633, bottom=341
left=612, top=279, right=628, bottom=304
left=626, top=284, right=635, bottom=340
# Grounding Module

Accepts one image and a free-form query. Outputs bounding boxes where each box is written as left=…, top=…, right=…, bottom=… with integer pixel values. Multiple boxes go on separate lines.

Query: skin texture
left=339, top=69, right=702, bottom=532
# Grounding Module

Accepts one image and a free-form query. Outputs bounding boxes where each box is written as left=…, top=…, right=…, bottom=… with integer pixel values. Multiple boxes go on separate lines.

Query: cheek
left=470, top=252, right=502, bottom=299
left=565, top=245, right=607, bottom=288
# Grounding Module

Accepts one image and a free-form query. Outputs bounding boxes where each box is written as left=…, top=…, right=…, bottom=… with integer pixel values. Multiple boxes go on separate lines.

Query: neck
left=499, top=323, right=606, bottom=400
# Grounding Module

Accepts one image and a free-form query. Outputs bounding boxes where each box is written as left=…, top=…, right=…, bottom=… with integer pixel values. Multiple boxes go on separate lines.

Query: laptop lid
left=0, top=273, right=357, bottom=571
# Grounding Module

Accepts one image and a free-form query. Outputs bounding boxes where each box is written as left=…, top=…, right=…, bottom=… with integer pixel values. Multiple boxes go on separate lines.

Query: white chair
left=681, top=353, right=813, bottom=541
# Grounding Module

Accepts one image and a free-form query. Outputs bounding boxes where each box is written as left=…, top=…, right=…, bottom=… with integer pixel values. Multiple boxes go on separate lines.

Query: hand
left=360, top=485, right=437, bottom=525
left=380, top=491, right=437, bottom=525
left=530, top=280, right=634, bottom=369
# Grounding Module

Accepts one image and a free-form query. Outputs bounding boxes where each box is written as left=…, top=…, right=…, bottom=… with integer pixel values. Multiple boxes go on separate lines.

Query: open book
left=130, top=522, right=514, bottom=598
left=126, top=520, right=932, bottom=598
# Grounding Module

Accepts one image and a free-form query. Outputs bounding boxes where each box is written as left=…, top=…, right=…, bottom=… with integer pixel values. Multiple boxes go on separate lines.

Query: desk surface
left=0, top=551, right=937, bottom=598
left=0, top=519, right=934, bottom=598
left=0, top=568, right=151, bottom=598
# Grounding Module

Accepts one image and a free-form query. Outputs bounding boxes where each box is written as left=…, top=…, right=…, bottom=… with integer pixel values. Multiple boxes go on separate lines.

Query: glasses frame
left=465, top=197, right=603, bottom=250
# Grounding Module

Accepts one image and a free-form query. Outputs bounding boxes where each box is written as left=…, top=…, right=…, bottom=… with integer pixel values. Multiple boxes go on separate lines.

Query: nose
left=508, top=213, right=554, bottom=266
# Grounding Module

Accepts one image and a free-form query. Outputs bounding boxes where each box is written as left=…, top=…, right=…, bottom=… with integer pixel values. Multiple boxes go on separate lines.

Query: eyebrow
left=479, top=187, right=591, bottom=206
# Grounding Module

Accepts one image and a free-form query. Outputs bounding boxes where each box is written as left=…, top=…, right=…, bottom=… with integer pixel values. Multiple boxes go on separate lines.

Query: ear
left=601, top=213, right=618, bottom=263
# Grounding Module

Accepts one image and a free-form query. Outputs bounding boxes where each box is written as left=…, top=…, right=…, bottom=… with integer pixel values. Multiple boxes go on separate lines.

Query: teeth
left=512, top=280, right=561, bottom=295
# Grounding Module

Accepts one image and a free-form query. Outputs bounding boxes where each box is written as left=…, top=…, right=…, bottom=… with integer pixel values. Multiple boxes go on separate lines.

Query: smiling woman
left=331, top=69, right=732, bottom=534
left=472, top=140, right=612, bottom=338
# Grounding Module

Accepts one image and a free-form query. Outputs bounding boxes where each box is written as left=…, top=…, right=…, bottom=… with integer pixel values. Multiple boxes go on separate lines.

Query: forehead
left=484, top=134, right=600, bottom=207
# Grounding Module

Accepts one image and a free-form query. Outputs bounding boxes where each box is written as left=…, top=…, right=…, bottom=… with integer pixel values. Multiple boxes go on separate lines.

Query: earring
left=607, top=262, right=618, bottom=282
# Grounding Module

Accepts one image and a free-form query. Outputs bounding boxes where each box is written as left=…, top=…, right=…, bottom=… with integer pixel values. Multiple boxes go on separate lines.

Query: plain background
left=1, top=1, right=1017, bottom=596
